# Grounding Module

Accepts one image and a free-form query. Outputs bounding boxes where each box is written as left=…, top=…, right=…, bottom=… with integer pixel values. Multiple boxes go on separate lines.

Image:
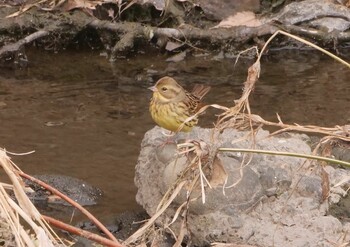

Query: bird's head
left=149, top=76, right=185, bottom=103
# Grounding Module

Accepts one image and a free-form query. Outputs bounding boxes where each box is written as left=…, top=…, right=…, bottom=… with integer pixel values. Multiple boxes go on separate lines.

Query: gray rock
left=273, top=0, right=350, bottom=26
left=197, top=0, right=260, bottom=21
left=135, top=126, right=350, bottom=246
left=309, top=17, right=350, bottom=32
left=26, top=174, right=102, bottom=206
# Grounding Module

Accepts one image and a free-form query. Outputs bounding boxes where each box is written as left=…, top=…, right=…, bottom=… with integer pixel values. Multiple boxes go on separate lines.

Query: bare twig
left=42, top=215, right=123, bottom=247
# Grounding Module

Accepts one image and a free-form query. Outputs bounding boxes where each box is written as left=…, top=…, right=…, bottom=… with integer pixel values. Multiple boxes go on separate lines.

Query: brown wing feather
left=184, top=91, right=200, bottom=115
left=191, top=84, right=211, bottom=100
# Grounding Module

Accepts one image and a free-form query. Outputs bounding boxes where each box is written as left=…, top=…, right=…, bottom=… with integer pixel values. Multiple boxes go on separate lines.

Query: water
left=0, top=49, right=349, bottom=220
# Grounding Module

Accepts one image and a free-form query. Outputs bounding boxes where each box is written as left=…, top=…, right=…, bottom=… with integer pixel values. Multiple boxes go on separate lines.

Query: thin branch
left=42, top=215, right=123, bottom=247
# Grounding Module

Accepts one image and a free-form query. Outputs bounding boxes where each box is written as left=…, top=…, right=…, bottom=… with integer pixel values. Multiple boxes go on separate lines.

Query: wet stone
left=24, top=174, right=103, bottom=207
left=75, top=210, right=149, bottom=241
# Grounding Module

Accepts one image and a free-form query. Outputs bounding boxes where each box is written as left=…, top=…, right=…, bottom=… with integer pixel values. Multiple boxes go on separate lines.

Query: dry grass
left=0, top=149, right=125, bottom=247
left=0, top=149, right=63, bottom=247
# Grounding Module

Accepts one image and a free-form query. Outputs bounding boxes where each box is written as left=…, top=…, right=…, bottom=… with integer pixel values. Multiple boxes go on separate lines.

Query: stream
left=0, top=48, right=349, bottom=223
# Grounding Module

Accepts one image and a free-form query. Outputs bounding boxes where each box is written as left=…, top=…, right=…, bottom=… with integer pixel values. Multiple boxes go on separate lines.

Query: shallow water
left=0, top=49, right=349, bottom=221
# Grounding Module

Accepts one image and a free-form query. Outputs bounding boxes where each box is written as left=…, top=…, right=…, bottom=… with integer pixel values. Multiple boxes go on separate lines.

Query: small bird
left=149, top=76, right=211, bottom=132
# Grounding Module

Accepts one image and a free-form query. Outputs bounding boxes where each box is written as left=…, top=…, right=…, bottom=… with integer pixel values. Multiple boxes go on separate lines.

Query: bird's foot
left=156, top=130, right=177, bottom=148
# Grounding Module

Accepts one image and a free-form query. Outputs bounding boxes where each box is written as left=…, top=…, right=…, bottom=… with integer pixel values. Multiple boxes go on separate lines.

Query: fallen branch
left=0, top=30, right=49, bottom=55
left=89, top=19, right=276, bottom=41
left=0, top=30, right=49, bottom=65
left=89, top=19, right=276, bottom=61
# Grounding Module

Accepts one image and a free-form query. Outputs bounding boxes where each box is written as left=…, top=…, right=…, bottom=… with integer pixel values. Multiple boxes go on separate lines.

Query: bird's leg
left=158, top=129, right=177, bottom=147
left=161, top=129, right=174, bottom=137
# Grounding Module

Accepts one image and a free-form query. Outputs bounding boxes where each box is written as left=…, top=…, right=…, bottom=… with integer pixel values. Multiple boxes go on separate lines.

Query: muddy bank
left=1, top=0, right=350, bottom=68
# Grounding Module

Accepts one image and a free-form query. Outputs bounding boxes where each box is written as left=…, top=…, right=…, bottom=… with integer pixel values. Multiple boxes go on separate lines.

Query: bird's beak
left=148, top=85, right=157, bottom=92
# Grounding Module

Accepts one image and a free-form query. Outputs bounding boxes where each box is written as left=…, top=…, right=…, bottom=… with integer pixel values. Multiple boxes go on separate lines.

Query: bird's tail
left=191, top=84, right=211, bottom=99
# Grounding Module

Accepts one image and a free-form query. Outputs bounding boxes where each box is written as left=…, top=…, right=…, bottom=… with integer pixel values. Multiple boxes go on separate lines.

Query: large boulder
left=135, top=126, right=350, bottom=246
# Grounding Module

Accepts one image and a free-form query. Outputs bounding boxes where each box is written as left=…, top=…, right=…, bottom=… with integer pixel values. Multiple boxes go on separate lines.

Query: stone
left=197, top=0, right=260, bottom=21
left=135, top=126, right=350, bottom=246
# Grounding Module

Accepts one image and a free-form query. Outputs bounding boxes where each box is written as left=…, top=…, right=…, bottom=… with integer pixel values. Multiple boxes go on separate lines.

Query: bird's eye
left=161, top=87, right=168, bottom=92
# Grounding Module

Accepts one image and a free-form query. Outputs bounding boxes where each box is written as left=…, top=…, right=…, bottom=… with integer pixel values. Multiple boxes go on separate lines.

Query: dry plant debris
left=0, top=149, right=126, bottom=247
left=0, top=149, right=60, bottom=247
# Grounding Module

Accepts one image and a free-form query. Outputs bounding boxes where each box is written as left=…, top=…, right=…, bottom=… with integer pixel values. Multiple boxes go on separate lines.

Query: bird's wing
left=191, top=84, right=211, bottom=100
left=184, top=92, right=201, bottom=115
